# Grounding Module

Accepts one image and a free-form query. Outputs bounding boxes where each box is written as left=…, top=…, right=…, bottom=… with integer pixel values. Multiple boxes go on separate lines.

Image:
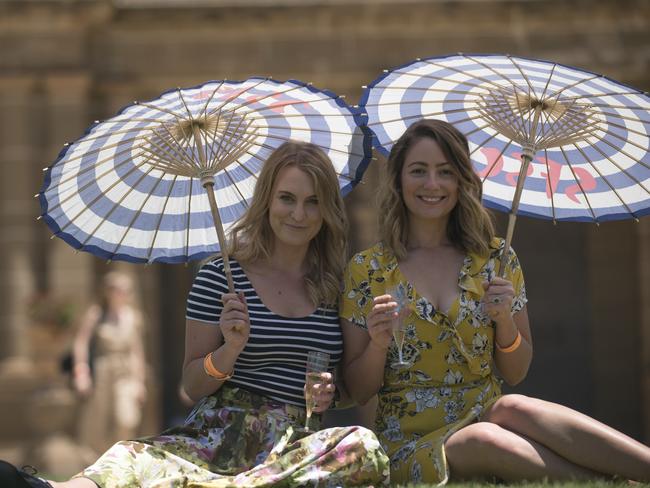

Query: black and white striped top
left=186, top=257, right=343, bottom=408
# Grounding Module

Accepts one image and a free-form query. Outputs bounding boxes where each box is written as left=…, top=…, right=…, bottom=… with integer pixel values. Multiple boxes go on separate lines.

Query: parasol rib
left=146, top=174, right=179, bottom=263
left=507, top=55, right=539, bottom=100
left=542, top=149, right=558, bottom=223
left=558, top=146, right=598, bottom=221
left=81, top=165, right=156, bottom=248
left=109, top=168, right=167, bottom=260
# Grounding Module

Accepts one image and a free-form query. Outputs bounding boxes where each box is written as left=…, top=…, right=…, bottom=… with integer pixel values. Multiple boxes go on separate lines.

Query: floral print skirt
left=76, top=385, right=390, bottom=487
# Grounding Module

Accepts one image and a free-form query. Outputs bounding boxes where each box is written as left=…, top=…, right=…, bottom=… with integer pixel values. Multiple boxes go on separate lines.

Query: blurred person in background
left=71, top=271, right=147, bottom=457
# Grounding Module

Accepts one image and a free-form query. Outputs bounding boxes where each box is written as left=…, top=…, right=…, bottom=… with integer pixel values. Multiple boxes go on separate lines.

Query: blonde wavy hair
left=229, top=141, right=347, bottom=306
left=379, top=119, right=495, bottom=258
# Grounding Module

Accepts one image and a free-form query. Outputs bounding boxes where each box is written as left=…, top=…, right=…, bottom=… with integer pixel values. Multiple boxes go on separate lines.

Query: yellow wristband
left=203, top=352, right=233, bottom=380
left=496, top=330, right=522, bottom=353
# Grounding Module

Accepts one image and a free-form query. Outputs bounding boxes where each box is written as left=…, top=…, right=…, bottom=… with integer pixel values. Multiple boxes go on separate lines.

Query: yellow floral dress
left=340, top=237, right=527, bottom=485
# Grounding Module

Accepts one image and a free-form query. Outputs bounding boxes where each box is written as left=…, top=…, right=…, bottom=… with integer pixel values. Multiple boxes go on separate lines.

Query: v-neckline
left=391, top=252, right=471, bottom=320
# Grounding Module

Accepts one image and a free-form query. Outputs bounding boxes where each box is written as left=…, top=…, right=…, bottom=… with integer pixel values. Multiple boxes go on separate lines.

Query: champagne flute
left=302, top=351, right=330, bottom=432
left=387, top=285, right=411, bottom=369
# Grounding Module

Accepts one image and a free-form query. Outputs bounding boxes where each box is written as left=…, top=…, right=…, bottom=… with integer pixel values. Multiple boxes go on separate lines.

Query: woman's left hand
left=307, top=372, right=335, bottom=413
left=482, top=277, right=514, bottom=321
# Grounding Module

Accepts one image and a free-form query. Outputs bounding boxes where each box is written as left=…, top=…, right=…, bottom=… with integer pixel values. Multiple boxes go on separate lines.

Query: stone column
left=42, top=74, right=96, bottom=308
left=0, top=76, right=39, bottom=359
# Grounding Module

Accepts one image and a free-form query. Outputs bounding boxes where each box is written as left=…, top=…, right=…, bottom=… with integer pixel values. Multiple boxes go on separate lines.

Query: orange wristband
left=203, top=352, right=233, bottom=380
left=496, top=329, right=522, bottom=353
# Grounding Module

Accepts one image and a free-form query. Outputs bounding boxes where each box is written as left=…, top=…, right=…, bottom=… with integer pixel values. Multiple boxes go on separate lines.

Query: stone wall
left=0, top=0, right=648, bottom=474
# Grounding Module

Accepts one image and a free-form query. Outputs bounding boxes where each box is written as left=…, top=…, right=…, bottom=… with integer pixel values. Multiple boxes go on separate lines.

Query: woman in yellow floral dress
left=340, top=119, right=650, bottom=485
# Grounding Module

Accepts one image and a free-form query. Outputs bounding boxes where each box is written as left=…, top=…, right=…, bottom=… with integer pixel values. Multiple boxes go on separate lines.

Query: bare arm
left=342, top=294, right=398, bottom=405
left=71, top=304, right=101, bottom=394
left=483, top=277, right=533, bottom=385
left=493, top=305, right=533, bottom=385
left=182, top=293, right=250, bottom=402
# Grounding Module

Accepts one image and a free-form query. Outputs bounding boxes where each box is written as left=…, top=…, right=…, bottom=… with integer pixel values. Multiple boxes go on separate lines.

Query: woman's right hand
left=220, top=292, right=250, bottom=351
left=366, top=294, right=398, bottom=351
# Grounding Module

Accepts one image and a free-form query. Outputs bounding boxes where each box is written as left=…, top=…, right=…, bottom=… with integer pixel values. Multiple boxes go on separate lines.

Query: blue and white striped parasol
left=39, top=77, right=370, bottom=287
left=360, top=54, right=650, bottom=269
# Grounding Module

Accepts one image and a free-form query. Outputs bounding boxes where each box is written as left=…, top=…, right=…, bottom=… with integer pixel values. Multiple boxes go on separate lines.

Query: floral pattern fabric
left=340, top=238, right=527, bottom=485
left=76, top=385, right=390, bottom=488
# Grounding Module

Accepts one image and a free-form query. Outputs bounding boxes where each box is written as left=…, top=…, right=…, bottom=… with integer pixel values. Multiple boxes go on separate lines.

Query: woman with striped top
left=3, top=141, right=389, bottom=488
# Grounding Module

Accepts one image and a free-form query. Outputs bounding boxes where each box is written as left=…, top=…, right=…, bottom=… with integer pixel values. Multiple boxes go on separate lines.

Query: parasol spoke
left=558, top=146, right=598, bottom=221
left=54, top=142, right=147, bottom=187
left=542, top=149, right=558, bottom=223
left=468, top=129, right=501, bottom=155
left=535, top=103, right=596, bottom=148
left=538, top=62, right=558, bottom=102
left=56, top=156, right=149, bottom=234
left=155, top=119, right=206, bottom=169
left=204, top=78, right=270, bottom=118
left=185, top=177, right=194, bottom=261
left=586, top=125, right=650, bottom=163
left=109, top=168, right=167, bottom=260
left=250, top=124, right=364, bottom=138
left=222, top=167, right=251, bottom=210
left=421, top=57, right=518, bottom=94
left=598, top=110, right=650, bottom=132
left=177, top=89, right=204, bottom=168
left=572, top=144, right=637, bottom=218
left=212, top=128, right=259, bottom=174
left=377, top=69, right=495, bottom=95
left=361, top=86, right=485, bottom=100
left=480, top=139, right=513, bottom=184
left=584, top=139, right=650, bottom=197
left=507, top=55, right=540, bottom=100
left=47, top=148, right=153, bottom=214
left=72, top=125, right=169, bottom=144
left=543, top=73, right=602, bottom=101
left=132, top=100, right=190, bottom=122
left=366, top=106, right=484, bottom=127
left=583, top=126, right=650, bottom=171
left=81, top=164, right=156, bottom=248
left=464, top=121, right=494, bottom=138
left=143, top=136, right=197, bottom=177
left=244, top=131, right=365, bottom=164
left=207, top=113, right=255, bottom=172
left=239, top=136, right=356, bottom=182
left=205, top=80, right=321, bottom=120
left=146, top=127, right=199, bottom=174
left=584, top=103, right=650, bottom=113
left=197, top=80, right=227, bottom=121
left=146, top=174, right=180, bottom=263
left=464, top=54, right=523, bottom=94
left=557, top=90, right=646, bottom=104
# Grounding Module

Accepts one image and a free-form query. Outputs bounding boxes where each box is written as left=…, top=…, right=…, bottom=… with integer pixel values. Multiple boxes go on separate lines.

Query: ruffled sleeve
left=340, top=250, right=376, bottom=330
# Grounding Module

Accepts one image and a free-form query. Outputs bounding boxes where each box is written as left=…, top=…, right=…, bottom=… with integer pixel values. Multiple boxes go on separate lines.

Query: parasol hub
left=200, top=174, right=215, bottom=187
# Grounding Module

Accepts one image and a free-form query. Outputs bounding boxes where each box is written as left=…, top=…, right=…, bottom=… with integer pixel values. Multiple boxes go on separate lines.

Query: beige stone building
left=1, top=0, right=649, bottom=477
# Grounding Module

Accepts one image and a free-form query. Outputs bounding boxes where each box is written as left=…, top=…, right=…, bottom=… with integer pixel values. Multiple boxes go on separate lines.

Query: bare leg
left=483, top=394, right=650, bottom=482
left=445, top=421, right=605, bottom=482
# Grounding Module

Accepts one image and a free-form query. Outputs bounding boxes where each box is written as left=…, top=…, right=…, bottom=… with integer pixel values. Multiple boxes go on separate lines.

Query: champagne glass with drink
left=387, top=285, right=411, bottom=369
left=302, top=351, right=330, bottom=432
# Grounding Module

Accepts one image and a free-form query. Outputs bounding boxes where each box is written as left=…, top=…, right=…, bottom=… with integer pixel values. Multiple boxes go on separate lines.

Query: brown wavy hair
left=379, top=119, right=495, bottom=258
left=229, top=141, right=347, bottom=306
